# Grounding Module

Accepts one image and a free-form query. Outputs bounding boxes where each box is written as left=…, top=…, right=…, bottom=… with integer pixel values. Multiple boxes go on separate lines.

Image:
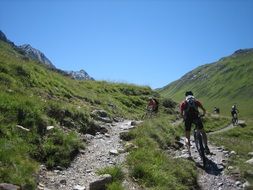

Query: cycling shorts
left=184, top=117, right=203, bottom=132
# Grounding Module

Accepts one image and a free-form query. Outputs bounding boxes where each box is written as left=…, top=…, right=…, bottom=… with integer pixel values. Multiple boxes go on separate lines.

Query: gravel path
left=38, top=120, right=141, bottom=190
left=173, top=121, right=245, bottom=190
left=208, top=120, right=244, bottom=135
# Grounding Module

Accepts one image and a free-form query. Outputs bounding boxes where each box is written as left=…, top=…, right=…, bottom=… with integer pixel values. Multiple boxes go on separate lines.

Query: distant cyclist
left=180, top=91, right=210, bottom=155
left=147, top=97, right=158, bottom=114
left=213, top=107, right=220, bottom=114
left=231, top=104, right=239, bottom=124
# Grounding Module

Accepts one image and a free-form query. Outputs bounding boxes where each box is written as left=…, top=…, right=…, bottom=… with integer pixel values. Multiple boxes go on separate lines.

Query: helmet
left=185, top=91, right=193, bottom=96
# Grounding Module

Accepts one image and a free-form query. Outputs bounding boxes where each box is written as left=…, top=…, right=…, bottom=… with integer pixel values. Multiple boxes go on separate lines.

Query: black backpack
left=185, top=96, right=198, bottom=116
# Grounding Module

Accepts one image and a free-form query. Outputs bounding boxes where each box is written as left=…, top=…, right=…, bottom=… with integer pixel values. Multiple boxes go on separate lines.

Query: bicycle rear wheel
left=194, top=131, right=206, bottom=167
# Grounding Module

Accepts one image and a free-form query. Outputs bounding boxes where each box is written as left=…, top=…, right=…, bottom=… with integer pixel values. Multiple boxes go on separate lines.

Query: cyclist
left=180, top=91, right=210, bottom=155
left=231, top=104, right=239, bottom=124
left=213, top=107, right=220, bottom=114
left=147, top=97, right=158, bottom=114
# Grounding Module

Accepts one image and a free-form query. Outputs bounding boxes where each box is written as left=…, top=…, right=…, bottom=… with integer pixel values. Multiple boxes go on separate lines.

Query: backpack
left=184, top=96, right=198, bottom=116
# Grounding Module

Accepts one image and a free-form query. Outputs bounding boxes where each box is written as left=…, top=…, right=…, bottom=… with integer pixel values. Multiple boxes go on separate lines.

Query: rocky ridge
left=67, top=70, right=94, bottom=81
left=18, top=44, right=56, bottom=69
left=0, top=30, right=93, bottom=81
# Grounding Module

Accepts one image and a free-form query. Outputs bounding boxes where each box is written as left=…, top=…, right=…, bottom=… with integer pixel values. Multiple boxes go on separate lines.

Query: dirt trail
left=38, top=120, right=141, bottom=190
left=208, top=120, right=244, bottom=135
left=173, top=120, right=245, bottom=190
left=173, top=138, right=243, bottom=190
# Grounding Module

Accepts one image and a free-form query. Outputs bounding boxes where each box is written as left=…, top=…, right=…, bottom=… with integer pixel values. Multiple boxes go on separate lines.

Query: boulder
left=92, top=110, right=108, bottom=118
left=119, top=132, right=133, bottom=141
left=109, top=149, right=119, bottom=156
left=89, top=174, right=112, bottom=190
left=0, top=183, right=20, bottom=190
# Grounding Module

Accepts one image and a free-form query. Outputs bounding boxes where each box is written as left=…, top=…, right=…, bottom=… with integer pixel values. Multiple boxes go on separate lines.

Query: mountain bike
left=232, top=113, right=238, bottom=125
left=193, top=115, right=207, bottom=167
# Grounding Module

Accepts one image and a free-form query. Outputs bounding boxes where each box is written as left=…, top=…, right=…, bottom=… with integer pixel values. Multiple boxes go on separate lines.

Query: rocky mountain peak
left=0, top=30, right=8, bottom=42
left=18, top=44, right=56, bottom=69
left=0, top=30, right=15, bottom=46
left=67, top=70, right=94, bottom=80
left=1, top=30, right=94, bottom=81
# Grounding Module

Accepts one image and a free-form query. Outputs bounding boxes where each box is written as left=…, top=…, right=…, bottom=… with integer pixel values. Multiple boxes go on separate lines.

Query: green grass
left=209, top=120, right=253, bottom=184
left=126, top=117, right=198, bottom=190
left=0, top=39, right=158, bottom=188
left=97, top=166, right=125, bottom=190
left=159, top=50, right=253, bottom=118
left=0, top=125, right=38, bottom=189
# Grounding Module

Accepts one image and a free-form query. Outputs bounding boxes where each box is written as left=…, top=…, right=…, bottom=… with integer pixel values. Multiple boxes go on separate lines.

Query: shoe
left=205, top=147, right=211, bottom=154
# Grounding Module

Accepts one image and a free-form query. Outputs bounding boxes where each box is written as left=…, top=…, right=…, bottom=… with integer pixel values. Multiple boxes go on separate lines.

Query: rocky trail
left=38, top=120, right=142, bottom=190
left=172, top=120, right=247, bottom=190
left=37, top=118, right=248, bottom=190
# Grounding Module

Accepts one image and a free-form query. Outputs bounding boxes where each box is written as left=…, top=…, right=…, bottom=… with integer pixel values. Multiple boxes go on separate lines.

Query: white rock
left=235, top=181, right=241, bottom=186
left=246, top=158, right=253, bottom=165
left=46, top=126, right=54, bottom=130
left=73, top=185, right=86, bottom=190
left=109, top=149, right=119, bottom=155
left=248, top=152, right=253, bottom=156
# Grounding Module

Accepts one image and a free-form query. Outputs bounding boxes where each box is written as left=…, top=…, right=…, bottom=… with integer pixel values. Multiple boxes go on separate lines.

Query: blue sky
left=1, top=0, right=253, bottom=88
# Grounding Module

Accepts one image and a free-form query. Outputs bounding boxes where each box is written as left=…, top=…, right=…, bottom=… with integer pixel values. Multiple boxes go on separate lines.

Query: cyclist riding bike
left=146, top=97, right=158, bottom=115
left=180, top=91, right=210, bottom=156
left=231, top=104, right=239, bottom=125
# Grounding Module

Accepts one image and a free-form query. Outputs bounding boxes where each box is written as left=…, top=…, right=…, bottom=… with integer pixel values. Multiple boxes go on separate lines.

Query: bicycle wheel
left=198, top=134, right=206, bottom=167
left=194, top=131, right=206, bottom=167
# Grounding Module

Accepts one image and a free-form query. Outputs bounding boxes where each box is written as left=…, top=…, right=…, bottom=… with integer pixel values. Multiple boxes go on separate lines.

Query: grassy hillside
left=159, top=49, right=253, bottom=118
left=0, top=39, right=157, bottom=188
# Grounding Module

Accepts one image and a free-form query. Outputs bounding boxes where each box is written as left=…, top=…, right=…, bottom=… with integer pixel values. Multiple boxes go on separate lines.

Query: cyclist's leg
left=184, top=118, right=192, bottom=155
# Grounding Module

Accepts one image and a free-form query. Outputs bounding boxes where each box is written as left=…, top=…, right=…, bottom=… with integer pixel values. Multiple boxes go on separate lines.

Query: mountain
left=18, top=44, right=56, bottom=69
left=0, top=30, right=93, bottom=80
left=67, top=69, right=94, bottom=80
left=159, top=49, right=253, bottom=118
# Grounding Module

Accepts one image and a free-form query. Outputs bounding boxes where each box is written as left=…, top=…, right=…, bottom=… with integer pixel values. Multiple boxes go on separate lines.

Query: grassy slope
left=159, top=51, right=253, bottom=118
left=0, top=40, right=155, bottom=188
